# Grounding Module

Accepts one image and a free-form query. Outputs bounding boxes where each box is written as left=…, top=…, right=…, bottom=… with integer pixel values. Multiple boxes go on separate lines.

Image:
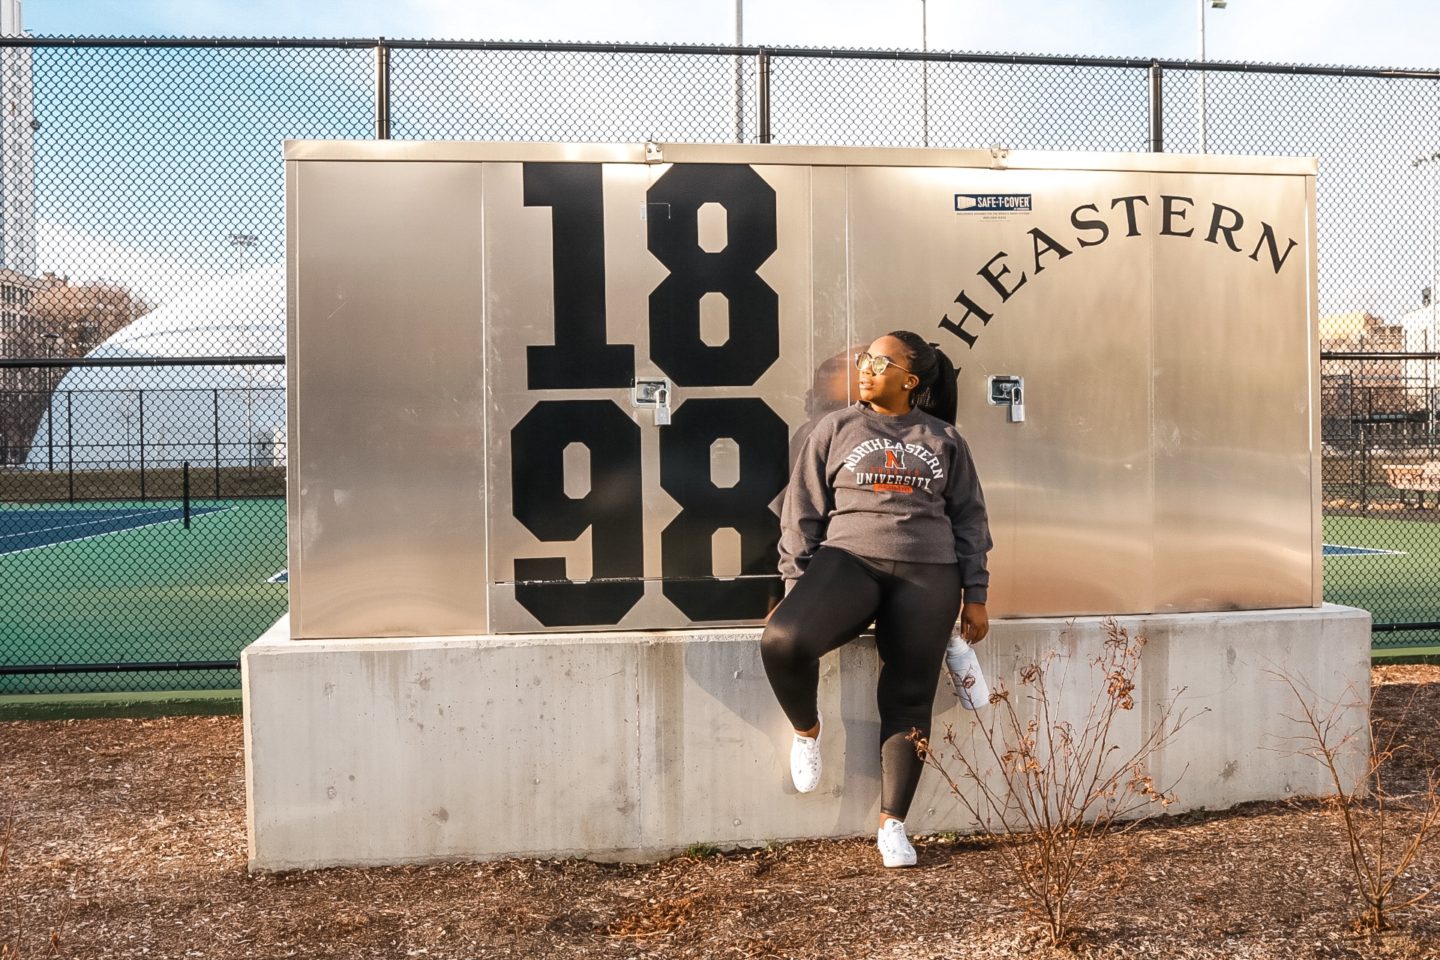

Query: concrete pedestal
left=243, top=605, right=1371, bottom=870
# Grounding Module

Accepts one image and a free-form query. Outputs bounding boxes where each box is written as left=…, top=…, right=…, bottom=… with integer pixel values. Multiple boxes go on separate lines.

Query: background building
left=0, top=0, right=35, bottom=276
left=25, top=264, right=285, bottom=471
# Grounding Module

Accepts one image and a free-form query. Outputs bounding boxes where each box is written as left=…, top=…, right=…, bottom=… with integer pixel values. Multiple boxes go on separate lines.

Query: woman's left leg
left=871, top=561, right=963, bottom=822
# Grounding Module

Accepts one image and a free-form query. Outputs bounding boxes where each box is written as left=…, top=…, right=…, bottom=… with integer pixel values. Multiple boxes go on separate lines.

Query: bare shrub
left=915, top=618, right=1194, bottom=946
left=0, top=810, right=61, bottom=960
left=1274, top=671, right=1440, bottom=932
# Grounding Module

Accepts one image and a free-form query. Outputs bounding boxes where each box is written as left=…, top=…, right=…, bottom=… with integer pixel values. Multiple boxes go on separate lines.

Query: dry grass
left=0, top=665, right=1437, bottom=959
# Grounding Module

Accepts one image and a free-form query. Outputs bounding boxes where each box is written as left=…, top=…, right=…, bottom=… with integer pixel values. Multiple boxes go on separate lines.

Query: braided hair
left=886, top=330, right=959, bottom=425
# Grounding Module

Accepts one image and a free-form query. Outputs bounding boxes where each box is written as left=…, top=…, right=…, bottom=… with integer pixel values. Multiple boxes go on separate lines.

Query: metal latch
left=632, top=377, right=672, bottom=425
left=988, top=375, right=1025, bottom=423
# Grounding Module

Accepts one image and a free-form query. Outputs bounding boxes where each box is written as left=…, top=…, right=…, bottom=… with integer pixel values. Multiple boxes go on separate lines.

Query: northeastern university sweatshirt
left=777, top=401, right=992, bottom=602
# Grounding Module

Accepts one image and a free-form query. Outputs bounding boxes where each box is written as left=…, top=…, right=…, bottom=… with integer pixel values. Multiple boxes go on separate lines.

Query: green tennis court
left=0, top=500, right=1435, bottom=696
left=0, top=498, right=287, bottom=694
left=1323, top=513, right=1440, bottom=654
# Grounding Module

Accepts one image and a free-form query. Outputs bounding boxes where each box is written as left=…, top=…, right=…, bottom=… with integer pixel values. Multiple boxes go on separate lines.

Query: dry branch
left=1274, top=670, right=1440, bottom=931
left=916, top=618, right=1197, bottom=945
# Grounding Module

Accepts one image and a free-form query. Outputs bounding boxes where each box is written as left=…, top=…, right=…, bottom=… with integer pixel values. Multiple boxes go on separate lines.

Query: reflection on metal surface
left=711, top=437, right=740, bottom=488
left=848, top=165, right=1158, bottom=616
left=288, top=143, right=1318, bottom=637
left=712, top=527, right=742, bottom=578
left=287, top=160, right=488, bottom=639
left=562, top=443, right=591, bottom=499
left=1150, top=173, right=1313, bottom=612
left=697, top=202, right=728, bottom=253
left=699, top=292, right=729, bottom=347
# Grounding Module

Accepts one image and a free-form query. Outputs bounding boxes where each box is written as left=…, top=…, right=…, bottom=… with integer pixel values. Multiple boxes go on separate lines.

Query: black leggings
left=760, top=546, right=963, bottom=820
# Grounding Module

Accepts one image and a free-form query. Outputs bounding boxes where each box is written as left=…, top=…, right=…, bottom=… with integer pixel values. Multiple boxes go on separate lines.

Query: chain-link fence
left=2, top=39, right=1437, bottom=692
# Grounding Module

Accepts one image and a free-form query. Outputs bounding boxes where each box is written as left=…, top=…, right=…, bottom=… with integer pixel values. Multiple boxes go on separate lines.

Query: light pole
left=734, top=0, right=744, bottom=143
left=919, top=0, right=929, bottom=147
left=230, top=231, right=259, bottom=470
left=228, top=231, right=257, bottom=272
left=1198, top=0, right=1227, bottom=153
left=1412, top=152, right=1440, bottom=441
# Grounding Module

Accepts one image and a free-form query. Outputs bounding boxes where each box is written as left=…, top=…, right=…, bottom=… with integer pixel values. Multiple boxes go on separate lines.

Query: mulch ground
left=2, top=666, right=1439, bottom=960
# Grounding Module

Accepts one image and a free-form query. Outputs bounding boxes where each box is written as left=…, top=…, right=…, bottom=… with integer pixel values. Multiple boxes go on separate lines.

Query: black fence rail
left=1, top=364, right=288, bottom=694
left=1319, top=355, right=1440, bottom=650
left=2, top=383, right=286, bottom=500
left=1, top=37, right=1437, bottom=691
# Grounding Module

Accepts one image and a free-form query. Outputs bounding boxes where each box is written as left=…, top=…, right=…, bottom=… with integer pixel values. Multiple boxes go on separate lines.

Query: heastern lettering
left=939, top=194, right=1300, bottom=350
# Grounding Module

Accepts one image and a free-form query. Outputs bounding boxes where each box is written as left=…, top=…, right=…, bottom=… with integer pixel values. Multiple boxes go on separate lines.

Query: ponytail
left=886, top=329, right=958, bottom=424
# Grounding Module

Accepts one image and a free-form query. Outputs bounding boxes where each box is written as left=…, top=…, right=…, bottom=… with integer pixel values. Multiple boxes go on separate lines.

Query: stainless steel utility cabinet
left=285, top=142, right=1319, bottom=639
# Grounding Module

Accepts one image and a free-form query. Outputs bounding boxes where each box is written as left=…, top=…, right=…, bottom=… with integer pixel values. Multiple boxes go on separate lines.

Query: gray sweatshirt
left=778, top=401, right=992, bottom=603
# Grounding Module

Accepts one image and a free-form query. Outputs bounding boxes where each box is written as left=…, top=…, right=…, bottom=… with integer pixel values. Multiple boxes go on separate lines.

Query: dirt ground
left=2, top=665, right=1439, bottom=960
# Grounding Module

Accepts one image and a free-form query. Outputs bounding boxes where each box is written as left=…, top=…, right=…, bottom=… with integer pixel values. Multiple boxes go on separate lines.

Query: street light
left=1411, top=152, right=1440, bottom=441
left=734, top=0, right=744, bottom=142
left=919, top=0, right=929, bottom=147
left=1198, top=0, right=1227, bottom=153
left=229, top=230, right=260, bottom=470
left=228, top=231, right=257, bottom=271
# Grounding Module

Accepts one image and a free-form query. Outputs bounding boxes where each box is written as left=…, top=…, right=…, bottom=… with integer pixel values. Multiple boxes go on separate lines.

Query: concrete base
left=243, top=605, right=1371, bottom=871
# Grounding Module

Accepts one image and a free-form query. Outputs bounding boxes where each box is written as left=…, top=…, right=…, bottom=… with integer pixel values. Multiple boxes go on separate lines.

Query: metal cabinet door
left=483, top=159, right=836, bottom=632
left=846, top=166, right=1155, bottom=617
left=1149, top=171, right=1315, bottom=612
left=287, top=160, right=489, bottom=639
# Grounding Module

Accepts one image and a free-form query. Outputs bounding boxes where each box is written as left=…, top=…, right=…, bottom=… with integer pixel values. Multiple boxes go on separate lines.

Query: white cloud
left=37, top=220, right=230, bottom=306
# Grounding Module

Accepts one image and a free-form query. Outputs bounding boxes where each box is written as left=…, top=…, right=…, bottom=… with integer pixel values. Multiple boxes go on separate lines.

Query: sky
left=17, top=0, right=1440, bottom=318
left=21, top=0, right=1440, bottom=72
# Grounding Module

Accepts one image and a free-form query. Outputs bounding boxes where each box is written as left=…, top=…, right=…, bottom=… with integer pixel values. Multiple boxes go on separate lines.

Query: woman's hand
left=960, top=602, right=989, bottom=644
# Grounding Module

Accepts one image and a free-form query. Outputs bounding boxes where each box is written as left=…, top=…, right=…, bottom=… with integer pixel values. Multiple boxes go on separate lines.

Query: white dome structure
left=26, top=264, right=287, bottom=471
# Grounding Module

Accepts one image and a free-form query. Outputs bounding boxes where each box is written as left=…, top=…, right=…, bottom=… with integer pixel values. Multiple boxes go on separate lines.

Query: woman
left=761, top=330, right=992, bottom=868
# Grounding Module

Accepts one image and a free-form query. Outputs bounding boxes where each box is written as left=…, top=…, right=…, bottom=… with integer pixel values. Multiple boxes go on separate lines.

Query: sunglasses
left=854, top=352, right=914, bottom=376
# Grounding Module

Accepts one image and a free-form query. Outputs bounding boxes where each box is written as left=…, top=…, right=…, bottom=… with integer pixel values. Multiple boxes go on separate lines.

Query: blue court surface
left=1323, top=543, right=1405, bottom=557
left=0, top=504, right=231, bottom=556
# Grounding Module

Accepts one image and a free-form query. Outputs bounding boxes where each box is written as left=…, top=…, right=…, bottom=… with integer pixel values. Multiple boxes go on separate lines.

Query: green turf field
left=1323, top=513, right=1440, bottom=654
left=0, top=498, right=287, bottom=694
left=0, top=501, right=1433, bottom=698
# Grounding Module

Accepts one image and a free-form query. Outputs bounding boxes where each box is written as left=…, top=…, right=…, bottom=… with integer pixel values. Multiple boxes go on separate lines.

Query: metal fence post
left=1361, top=391, right=1371, bottom=513
left=46, top=388, right=53, bottom=472
left=758, top=49, right=771, bottom=144
left=1149, top=61, right=1164, bottom=153
left=375, top=39, right=391, bottom=140
left=213, top=387, right=221, bottom=498
left=138, top=389, right=146, bottom=501
left=65, top=390, right=73, bottom=503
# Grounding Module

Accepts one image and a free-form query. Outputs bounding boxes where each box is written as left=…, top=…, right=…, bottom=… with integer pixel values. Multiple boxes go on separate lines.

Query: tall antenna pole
left=1197, top=0, right=1207, bottom=152
left=921, top=0, right=929, bottom=147
left=734, top=0, right=744, bottom=143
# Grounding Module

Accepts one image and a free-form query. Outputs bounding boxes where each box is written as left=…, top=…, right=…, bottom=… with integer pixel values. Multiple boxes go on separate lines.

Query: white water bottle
left=945, top=635, right=990, bottom=711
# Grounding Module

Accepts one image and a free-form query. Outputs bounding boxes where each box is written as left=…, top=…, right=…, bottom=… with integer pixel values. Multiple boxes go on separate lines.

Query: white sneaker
left=789, top=724, right=821, bottom=793
left=876, top=817, right=917, bottom=868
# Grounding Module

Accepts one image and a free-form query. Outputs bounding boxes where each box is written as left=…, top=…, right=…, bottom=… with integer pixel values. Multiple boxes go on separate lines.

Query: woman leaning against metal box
left=761, top=330, right=993, bottom=868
